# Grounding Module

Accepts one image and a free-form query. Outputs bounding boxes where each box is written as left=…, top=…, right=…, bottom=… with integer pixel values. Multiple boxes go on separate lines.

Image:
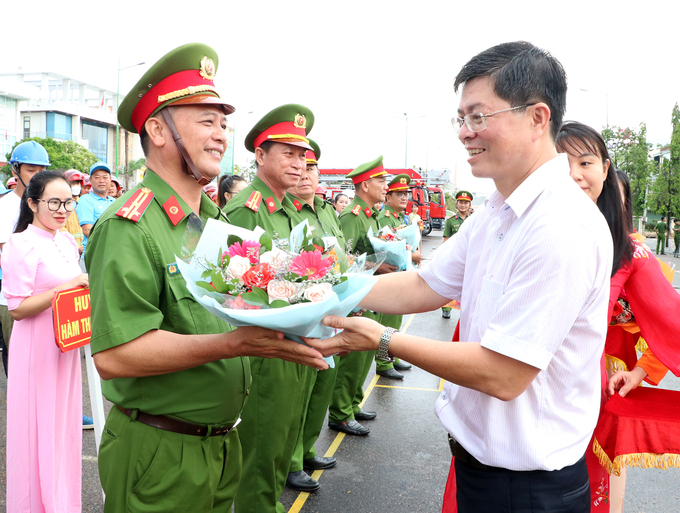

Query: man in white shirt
left=308, top=41, right=612, bottom=512
left=0, top=141, right=50, bottom=368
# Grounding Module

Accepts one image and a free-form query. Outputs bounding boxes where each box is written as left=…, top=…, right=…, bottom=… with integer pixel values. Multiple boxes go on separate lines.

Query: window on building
left=46, top=112, right=72, bottom=141
left=0, top=96, right=19, bottom=160
left=23, top=116, right=30, bottom=139
left=82, top=121, right=108, bottom=163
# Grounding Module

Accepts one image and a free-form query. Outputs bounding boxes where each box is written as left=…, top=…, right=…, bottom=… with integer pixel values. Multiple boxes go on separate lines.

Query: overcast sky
left=4, top=0, right=678, bottom=194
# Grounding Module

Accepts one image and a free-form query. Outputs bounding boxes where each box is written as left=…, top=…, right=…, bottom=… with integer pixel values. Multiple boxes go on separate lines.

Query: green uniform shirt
left=378, top=207, right=405, bottom=231
left=339, top=196, right=380, bottom=254
left=657, top=221, right=668, bottom=235
left=286, top=193, right=346, bottom=249
left=443, top=213, right=468, bottom=238
left=85, top=170, right=249, bottom=425
left=224, top=176, right=296, bottom=242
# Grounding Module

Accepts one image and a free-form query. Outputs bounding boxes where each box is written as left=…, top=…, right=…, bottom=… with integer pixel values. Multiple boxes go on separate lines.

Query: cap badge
left=293, top=114, right=307, bottom=129
left=400, top=178, right=407, bottom=184
left=199, top=56, right=216, bottom=80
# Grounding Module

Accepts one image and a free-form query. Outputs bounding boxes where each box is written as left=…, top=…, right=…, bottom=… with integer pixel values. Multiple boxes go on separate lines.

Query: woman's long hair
left=217, top=175, right=247, bottom=209
left=616, top=169, right=635, bottom=234
left=15, top=171, right=70, bottom=233
left=556, top=121, right=633, bottom=275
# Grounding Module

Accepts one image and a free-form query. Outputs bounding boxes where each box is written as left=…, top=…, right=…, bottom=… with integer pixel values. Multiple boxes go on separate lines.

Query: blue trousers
left=455, top=454, right=589, bottom=513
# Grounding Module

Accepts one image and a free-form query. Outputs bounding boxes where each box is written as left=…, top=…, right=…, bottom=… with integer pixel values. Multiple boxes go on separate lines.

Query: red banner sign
left=52, top=287, right=91, bottom=353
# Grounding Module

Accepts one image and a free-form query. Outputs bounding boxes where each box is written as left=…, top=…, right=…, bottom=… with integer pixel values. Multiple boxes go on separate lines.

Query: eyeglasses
left=37, top=198, right=77, bottom=212
left=451, top=104, right=536, bottom=134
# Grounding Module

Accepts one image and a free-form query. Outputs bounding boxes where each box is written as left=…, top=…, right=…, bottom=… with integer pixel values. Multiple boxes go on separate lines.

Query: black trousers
left=456, top=454, right=589, bottom=513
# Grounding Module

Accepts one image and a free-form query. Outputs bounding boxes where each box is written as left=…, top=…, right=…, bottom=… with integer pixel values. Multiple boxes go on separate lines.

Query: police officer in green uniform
left=656, top=216, right=668, bottom=255
left=284, top=139, right=344, bottom=491
left=86, top=45, right=326, bottom=513
left=441, top=190, right=473, bottom=319
left=224, top=104, right=321, bottom=513
left=375, top=174, right=420, bottom=379
left=328, top=156, right=398, bottom=436
left=674, top=219, right=680, bottom=257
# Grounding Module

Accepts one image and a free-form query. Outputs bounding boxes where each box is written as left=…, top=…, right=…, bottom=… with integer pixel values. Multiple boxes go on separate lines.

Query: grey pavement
left=0, top=230, right=679, bottom=512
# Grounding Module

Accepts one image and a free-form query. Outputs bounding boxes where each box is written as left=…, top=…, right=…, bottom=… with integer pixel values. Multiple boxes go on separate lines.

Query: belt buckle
left=215, top=417, right=241, bottom=437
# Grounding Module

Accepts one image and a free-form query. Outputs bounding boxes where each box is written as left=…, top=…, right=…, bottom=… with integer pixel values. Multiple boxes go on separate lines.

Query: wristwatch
left=376, top=327, right=398, bottom=362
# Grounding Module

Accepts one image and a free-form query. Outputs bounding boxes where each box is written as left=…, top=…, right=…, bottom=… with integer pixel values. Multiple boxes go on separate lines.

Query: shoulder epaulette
left=115, top=187, right=154, bottom=223
left=384, top=209, right=391, bottom=217
left=245, top=191, right=262, bottom=212
left=351, top=205, right=361, bottom=216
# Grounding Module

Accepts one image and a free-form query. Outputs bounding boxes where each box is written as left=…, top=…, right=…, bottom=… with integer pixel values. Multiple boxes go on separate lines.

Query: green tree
left=648, top=104, right=680, bottom=223
left=444, top=192, right=456, bottom=211
left=602, top=123, right=654, bottom=215
left=1, top=137, right=98, bottom=176
left=233, top=159, right=257, bottom=182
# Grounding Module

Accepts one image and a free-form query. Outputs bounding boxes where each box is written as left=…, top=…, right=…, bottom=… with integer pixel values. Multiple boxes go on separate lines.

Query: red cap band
left=253, top=121, right=309, bottom=149
left=131, top=69, right=218, bottom=134
left=351, top=166, right=386, bottom=185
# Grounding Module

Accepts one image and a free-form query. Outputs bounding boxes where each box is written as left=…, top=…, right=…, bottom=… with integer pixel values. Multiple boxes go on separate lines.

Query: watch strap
left=377, top=326, right=398, bottom=362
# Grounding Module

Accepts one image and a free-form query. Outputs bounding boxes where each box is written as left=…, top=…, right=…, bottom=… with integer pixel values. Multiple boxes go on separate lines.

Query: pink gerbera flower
left=228, top=240, right=261, bottom=264
left=290, top=250, right=332, bottom=279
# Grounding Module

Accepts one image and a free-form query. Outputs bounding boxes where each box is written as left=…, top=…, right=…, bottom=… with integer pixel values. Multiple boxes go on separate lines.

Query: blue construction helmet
left=90, top=161, right=112, bottom=175
left=9, top=141, right=51, bottom=167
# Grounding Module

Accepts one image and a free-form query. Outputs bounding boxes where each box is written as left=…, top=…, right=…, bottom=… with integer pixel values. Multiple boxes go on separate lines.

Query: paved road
left=0, top=230, right=678, bottom=512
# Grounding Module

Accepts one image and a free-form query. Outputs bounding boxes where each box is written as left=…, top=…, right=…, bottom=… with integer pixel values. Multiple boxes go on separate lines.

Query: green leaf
left=312, top=236, right=325, bottom=251
left=250, top=286, right=271, bottom=303
left=201, top=269, right=212, bottom=279
left=197, top=281, right=216, bottom=292
left=227, top=235, right=243, bottom=247
left=302, top=244, right=316, bottom=253
left=259, top=232, right=273, bottom=251
left=210, top=271, right=230, bottom=293
left=240, top=291, right=269, bottom=306
left=333, top=244, right=350, bottom=273
left=269, top=300, right=291, bottom=309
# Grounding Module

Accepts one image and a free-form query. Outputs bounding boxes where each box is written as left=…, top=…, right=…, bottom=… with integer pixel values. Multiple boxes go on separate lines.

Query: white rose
left=267, top=280, right=299, bottom=302
left=303, top=282, right=333, bottom=303
left=259, top=248, right=288, bottom=269
left=226, top=255, right=251, bottom=282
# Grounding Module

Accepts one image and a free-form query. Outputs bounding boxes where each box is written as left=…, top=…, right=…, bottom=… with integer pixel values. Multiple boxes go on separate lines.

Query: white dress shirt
left=419, top=154, right=612, bottom=471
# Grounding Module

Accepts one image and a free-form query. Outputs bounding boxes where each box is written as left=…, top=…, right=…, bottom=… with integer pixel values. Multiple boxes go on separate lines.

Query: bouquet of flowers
left=176, top=220, right=383, bottom=364
left=610, top=296, right=634, bottom=325
left=367, top=223, right=420, bottom=271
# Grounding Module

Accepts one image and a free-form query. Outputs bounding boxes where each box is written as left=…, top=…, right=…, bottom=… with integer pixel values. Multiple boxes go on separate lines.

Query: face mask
left=71, top=185, right=81, bottom=196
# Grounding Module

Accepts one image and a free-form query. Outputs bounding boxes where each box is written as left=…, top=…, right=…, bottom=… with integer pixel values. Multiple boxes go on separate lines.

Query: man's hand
left=303, top=315, right=383, bottom=357
left=607, top=366, right=647, bottom=397
left=376, top=262, right=399, bottom=274
left=411, top=250, right=423, bottom=265
left=234, top=326, right=329, bottom=370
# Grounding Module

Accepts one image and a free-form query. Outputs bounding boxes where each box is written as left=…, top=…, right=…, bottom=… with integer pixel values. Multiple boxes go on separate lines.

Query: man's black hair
left=454, top=41, right=567, bottom=140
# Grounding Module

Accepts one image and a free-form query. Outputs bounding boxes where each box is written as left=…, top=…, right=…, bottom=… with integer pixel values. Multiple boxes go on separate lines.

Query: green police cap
left=387, top=173, right=411, bottom=192
left=306, top=138, right=321, bottom=164
left=118, top=43, right=235, bottom=134
left=347, top=155, right=386, bottom=185
left=245, top=104, right=315, bottom=153
left=456, top=190, right=473, bottom=201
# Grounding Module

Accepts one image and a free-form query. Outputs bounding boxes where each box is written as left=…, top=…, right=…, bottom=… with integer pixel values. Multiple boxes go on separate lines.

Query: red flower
left=611, top=301, right=623, bottom=322
left=242, top=263, right=274, bottom=290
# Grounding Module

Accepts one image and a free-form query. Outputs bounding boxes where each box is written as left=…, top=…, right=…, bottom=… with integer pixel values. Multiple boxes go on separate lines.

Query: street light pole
left=115, top=60, right=145, bottom=177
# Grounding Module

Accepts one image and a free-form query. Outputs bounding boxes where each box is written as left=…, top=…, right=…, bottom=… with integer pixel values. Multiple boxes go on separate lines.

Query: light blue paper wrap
left=367, top=226, right=417, bottom=271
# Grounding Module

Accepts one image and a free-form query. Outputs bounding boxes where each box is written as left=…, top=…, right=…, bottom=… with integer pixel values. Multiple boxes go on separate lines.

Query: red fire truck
left=427, top=186, right=447, bottom=230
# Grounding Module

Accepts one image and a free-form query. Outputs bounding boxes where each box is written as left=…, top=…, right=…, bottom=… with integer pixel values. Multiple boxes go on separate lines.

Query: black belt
left=118, top=406, right=239, bottom=437
left=448, top=434, right=502, bottom=471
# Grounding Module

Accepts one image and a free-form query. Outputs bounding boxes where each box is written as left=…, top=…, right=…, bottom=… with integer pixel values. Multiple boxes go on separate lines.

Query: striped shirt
left=420, top=154, right=612, bottom=471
